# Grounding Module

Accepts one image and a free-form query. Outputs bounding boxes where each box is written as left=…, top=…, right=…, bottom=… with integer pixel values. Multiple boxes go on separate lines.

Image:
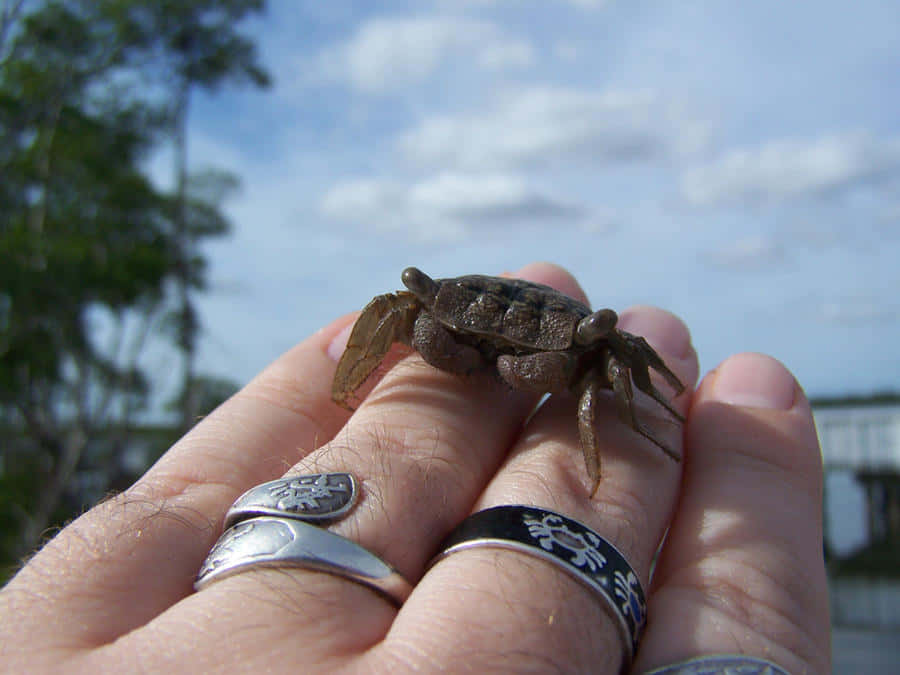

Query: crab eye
left=402, top=267, right=439, bottom=302
left=575, top=309, right=617, bottom=345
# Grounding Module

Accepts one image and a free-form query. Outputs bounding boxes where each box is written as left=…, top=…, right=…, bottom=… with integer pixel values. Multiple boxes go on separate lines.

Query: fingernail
left=709, top=353, right=796, bottom=410
left=327, top=322, right=353, bottom=362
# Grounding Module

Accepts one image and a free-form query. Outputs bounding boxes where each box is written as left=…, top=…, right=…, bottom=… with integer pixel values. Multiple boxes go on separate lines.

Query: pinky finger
left=636, top=353, right=830, bottom=675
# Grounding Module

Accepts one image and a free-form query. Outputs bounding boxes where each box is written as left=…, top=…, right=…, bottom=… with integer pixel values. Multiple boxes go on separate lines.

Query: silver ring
left=642, top=654, right=791, bottom=674
left=429, top=505, right=646, bottom=667
left=224, top=472, right=358, bottom=528
left=194, top=516, right=412, bottom=605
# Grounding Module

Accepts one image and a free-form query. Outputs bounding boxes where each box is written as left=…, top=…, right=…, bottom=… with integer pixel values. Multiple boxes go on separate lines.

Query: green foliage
left=0, top=1, right=172, bottom=406
left=0, top=0, right=267, bottom=570
left=132, top=0, right=270, bottom=89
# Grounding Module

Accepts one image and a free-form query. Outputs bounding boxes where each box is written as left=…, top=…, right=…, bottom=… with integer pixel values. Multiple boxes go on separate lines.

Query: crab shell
left=418, top=273, right=598, bottom=353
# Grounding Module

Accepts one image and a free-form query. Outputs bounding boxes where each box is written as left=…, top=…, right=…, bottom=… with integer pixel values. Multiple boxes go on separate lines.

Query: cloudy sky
left=158, top=0, right=900, bottom=404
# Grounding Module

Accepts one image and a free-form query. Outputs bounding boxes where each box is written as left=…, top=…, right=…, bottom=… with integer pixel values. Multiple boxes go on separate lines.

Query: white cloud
left=818, top=297, right=900, bottom=324
left=318, top=16, right=533, bottom=92
left=682, top=132, right=900, bottom=207
left=320, top=177, right=404, bottom=218
left=705, top=234, right=784, bottom=270
left=477, top=40, right=534, bottom=70
left=409, top=173, right=581, bottom=222
left=399, top=86, right=707, bottom=169
left=320, top=172, right=583, bottom=240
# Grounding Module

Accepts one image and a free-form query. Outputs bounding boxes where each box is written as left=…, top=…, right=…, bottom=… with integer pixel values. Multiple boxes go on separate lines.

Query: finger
left=105, top=263, right=593, bottom=668
left=1, top=314, right=355, bottom=650
left=402, top=306, right=699, bottom=674
left=634, top=353, right=830, bottom=675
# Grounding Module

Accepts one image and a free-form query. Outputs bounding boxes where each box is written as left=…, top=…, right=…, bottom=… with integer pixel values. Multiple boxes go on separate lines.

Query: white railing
left=814, top=405, right=900, bottom=471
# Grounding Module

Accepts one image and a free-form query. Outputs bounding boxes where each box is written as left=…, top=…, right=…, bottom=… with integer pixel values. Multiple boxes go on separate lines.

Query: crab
left=332, top=267, right=685, bottom=495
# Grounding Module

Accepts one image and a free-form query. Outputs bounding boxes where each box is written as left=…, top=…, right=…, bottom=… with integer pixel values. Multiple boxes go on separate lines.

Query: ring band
left=642, top=654, right=791, bottom=674
left=429, top=505, right=646, bottom=666
left=224, top=472, right=358, bottom=528
left=198, top=472, right=411, bottom=604
left=194, top=516, right=413, bottom=605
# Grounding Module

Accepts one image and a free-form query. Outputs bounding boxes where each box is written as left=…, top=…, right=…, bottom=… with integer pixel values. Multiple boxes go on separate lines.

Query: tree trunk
left=172, top=80, right=198, bottom=433
left=16, top=428, right=87, bottom=559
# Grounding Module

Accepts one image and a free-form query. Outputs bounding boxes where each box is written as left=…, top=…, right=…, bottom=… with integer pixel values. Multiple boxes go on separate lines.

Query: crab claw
left=331, top=291, right=420, bottom=409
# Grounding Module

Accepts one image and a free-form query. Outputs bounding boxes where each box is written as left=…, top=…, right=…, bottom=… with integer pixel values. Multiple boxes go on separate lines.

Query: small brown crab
left=332, top=267, right=685, bottom=495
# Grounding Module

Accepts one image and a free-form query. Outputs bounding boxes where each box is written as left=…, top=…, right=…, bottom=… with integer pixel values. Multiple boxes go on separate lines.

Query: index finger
left=0, top=313, right=355, bottom=649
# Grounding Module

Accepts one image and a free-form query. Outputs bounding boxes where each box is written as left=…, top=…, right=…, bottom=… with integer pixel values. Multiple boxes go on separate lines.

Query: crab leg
left=331, top=292, right=420, bottom=408
left=610, top=331, right=685, bottom=423
left=576, top=376, right=603, bottom=497
left=629, top=361, right=685, bottom=423
left=606, top=353, right=682, bottom=462
left=627, top=333, right=685, bottom=395
left=411, top=312, right=486, bottom=375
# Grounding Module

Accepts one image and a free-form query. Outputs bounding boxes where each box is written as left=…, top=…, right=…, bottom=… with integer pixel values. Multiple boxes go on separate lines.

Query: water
left=832, top=626, right=900, bottom=673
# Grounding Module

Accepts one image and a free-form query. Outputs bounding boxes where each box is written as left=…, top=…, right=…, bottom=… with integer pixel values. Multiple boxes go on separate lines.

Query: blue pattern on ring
left=435, top=505, right=647, bottom=662
left=520, top=510, right=646, bottom=641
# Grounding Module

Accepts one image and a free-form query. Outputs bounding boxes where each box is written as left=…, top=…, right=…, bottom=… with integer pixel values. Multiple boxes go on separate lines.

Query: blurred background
left=1, top=1, right=898, bottom=671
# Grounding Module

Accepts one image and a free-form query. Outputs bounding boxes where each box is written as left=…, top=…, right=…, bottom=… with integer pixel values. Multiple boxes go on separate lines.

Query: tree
left=133, top=0, right=270, bottom=432
left=0, top=0, right=267, bottom=570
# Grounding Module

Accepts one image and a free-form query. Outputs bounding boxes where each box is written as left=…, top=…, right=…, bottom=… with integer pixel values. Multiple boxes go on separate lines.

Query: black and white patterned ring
left=429, top=505, right=647, bottom=667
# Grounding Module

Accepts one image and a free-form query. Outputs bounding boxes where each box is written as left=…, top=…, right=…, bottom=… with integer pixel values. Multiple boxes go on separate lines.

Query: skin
left=0, top=263, right=830, bottom=674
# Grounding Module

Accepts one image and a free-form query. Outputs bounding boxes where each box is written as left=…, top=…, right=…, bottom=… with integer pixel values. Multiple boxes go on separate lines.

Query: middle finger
left=406, top=306, right=699, bottom=673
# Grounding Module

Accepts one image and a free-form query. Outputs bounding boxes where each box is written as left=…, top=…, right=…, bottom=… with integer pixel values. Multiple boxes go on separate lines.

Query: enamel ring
left=429, top=505, right=647, bottom=667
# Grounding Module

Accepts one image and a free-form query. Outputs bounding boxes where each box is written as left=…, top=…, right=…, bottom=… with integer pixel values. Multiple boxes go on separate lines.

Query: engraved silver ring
left=194, top=472, right=413, bottom=605
left=428, top=505, right=647, bottom=668
left=223, top=472, right=358, bottom=528
left=642, top=654, right=791, bottom=674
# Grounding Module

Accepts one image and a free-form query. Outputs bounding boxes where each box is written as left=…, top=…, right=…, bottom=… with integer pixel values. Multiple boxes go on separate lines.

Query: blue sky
left=148, top=0, right=900, bottom=403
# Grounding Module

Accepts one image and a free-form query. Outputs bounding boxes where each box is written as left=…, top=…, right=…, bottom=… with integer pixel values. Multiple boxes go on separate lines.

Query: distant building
left=814, top=400, right=900, bottom=545
left=813, top=397, right=900, bottom=628
left=816, top=402, right=900, bottom=472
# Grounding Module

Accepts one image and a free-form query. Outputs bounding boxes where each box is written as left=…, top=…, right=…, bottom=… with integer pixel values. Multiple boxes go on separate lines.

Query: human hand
left=0, top=263, right=829, bottom=674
